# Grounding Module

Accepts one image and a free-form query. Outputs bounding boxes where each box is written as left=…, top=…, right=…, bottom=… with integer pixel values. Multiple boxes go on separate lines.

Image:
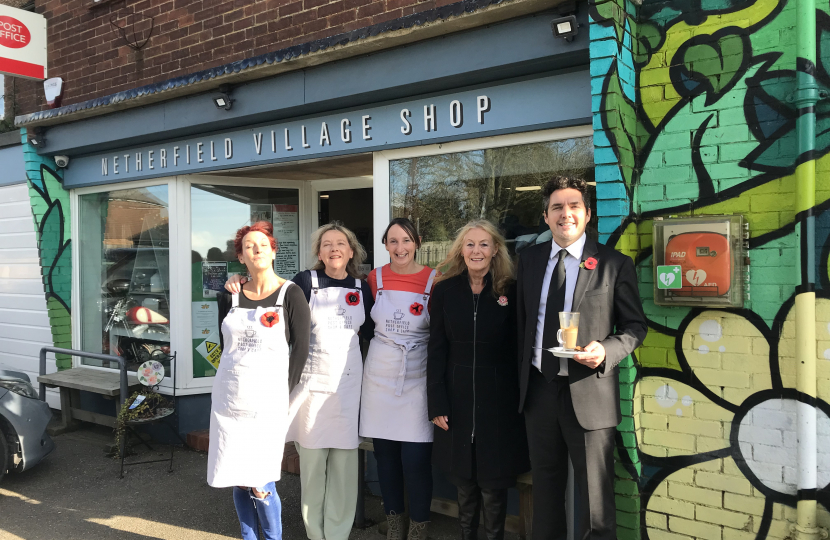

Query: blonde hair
left=309, top=222, right=368, bottom=279
left=436, top=220, right=514, bottom=296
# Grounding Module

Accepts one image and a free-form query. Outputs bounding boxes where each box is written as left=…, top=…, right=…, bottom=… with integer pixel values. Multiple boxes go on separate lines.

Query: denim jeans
left=232, top=482, right=282, bottom=540
left=372, top=438, right=433, bottom=522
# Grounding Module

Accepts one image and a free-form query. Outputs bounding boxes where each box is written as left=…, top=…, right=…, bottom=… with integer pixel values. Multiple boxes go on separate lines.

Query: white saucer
left=549, top=347, right=579, bottom=358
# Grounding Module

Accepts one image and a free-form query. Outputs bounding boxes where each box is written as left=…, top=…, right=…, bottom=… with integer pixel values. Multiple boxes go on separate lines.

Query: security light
left=213, top=85, right=234, bottom=111
left=28, top=128, right=45, bottom=148
left=551, top=15, right=579, bottom=41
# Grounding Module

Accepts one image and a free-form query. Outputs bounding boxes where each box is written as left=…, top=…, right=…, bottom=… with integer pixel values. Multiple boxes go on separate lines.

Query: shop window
left=78, top=186, right=170, bottom=370
left=190, top=184, right=300, bottom=378
left=389, top=137, right=596, bottom=267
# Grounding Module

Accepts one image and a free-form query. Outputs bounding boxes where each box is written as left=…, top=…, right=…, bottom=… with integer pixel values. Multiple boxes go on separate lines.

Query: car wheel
left=0, top=428, right=7, bottom=483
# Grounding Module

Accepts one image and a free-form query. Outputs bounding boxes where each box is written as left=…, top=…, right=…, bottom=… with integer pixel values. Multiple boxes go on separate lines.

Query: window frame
left=70, top=176, right=178, bottom=393
left=371, top=125, right=594, bottom=269
left=182, top=174, right=306, bottom=388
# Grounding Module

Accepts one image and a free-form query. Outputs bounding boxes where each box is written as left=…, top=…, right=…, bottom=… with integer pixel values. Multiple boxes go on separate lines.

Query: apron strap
left=423, top=268, right=438, bottom=300
left=376, top=266, right=384, bottom=290
left=310, top=270, right=320, bottom=292
left=275, top=280, right=293, bottom=309
left=354, top=277, right=361, bottom=290
left=231, top=293, right=239, bottom=308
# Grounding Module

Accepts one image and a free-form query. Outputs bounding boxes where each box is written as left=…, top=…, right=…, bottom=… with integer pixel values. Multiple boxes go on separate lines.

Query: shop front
left=53, top=61, right=595, bottom=433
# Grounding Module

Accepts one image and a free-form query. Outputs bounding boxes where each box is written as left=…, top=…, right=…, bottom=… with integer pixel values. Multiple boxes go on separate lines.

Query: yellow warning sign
left=196, top=333, right=222, bottom=369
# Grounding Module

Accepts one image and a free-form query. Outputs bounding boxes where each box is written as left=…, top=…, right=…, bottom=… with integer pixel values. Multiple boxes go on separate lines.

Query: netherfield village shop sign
left=62, top=72, right=590, bottom=188
left=100, top=95, right=491, bottom=177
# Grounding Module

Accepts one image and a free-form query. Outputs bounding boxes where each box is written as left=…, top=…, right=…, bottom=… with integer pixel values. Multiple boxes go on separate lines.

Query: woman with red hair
left=207, top=221, right=310, bottom=540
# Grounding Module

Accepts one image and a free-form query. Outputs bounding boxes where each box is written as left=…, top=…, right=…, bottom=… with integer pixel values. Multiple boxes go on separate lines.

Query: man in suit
left=516, top=176, right=647, bottom=540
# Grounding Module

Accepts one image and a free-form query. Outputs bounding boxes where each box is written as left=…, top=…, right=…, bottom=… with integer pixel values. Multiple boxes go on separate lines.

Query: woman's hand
left=224, top=274, right=248, bottom=294
left=432, top=416, right=449, bottom=431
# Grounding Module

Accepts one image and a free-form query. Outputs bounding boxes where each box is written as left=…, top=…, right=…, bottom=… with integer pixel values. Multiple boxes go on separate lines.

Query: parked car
left=0, top=369, right=55, bottom=482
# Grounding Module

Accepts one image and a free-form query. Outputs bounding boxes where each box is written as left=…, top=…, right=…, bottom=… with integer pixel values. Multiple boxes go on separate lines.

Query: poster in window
left=202, top=261, right=228, bottom=298
left=272, top=204, right=299, bottom=279
left=250, top=204, right=273, bottom=225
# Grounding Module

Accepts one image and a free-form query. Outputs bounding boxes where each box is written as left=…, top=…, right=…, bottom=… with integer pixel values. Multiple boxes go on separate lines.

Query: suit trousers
left=294, top=443, right=359, bottom=540
left=524, top=369, right=617, bottom=540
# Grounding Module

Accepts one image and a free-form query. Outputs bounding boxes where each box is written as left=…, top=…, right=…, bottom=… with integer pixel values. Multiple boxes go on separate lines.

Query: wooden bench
left=357, top=439, right=533, bottom=539
left=37, top=368, right=139, bottom=432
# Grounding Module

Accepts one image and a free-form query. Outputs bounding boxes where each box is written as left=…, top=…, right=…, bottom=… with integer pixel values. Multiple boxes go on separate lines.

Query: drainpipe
left=792, top=1, right=823, bottom=540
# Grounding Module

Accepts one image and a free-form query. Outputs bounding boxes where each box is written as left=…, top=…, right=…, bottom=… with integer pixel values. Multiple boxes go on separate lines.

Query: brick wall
left=591, top=1, right=830, bottom=540
left=16, top=0, right=461, bottom=116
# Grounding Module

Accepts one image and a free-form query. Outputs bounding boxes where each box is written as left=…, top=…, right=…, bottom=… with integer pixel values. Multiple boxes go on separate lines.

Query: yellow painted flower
left=634, top=301, right=830, bottom=540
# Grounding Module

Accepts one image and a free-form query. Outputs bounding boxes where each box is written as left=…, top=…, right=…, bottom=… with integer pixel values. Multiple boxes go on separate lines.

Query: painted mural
left=589, top=1, right=830, bottom=540
left=22, top=130, right=72, bottom=370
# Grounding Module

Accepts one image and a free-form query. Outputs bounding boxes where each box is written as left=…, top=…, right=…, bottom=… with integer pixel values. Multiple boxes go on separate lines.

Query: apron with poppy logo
left=359, top=266, right=437, bottom=443
left=207, top=281, right=293, bottom=488
left=286, top=270, right=365, bottom=449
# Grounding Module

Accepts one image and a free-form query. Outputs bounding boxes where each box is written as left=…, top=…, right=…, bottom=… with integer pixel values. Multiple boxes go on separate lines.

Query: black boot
left=456, top=483, right=481, bottom=540
left=480, top=488, right=508, bottom=540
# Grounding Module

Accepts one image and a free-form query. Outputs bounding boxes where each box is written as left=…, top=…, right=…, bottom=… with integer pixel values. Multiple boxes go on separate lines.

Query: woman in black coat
left=427, top=219, right=530, bottom=540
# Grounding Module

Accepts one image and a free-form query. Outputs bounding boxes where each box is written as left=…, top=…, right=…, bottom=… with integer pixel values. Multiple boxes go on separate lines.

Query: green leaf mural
left=24, top=142, right=72, bottom=369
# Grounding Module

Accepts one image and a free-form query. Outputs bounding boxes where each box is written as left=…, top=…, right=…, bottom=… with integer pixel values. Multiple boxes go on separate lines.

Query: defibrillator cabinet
left=652, top=215, right=746, bottom=307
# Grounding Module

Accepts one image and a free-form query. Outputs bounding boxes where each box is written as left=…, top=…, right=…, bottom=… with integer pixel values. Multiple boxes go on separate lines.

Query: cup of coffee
left=557, top=312, right=580, bottom=350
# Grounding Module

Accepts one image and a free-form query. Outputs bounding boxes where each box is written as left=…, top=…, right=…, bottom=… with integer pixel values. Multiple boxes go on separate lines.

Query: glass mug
left=556, top=312, right=580, bottom=350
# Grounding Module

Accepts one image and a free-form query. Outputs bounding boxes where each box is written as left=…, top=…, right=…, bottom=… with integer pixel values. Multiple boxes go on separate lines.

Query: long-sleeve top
left=217, top=282, right=311, bottom=391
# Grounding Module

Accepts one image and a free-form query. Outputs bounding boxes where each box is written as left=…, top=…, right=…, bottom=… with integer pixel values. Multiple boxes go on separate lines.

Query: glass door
left=189, top=182, right=302, bottom=378
left=311, top=177, right=374, bottom=274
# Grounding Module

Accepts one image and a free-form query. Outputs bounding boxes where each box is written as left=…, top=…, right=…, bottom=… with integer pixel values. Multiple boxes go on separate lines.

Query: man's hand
left=573, top=341, right=606, bottom=369
left=432, top=416, right=449, bottom=431
left=224, top=274, right=247, bottom=294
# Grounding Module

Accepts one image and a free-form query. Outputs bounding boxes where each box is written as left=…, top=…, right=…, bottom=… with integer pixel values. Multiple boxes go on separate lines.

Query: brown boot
left=386, top=511, right=407, bottom=540
left=407, top=520, right=430, bottom=540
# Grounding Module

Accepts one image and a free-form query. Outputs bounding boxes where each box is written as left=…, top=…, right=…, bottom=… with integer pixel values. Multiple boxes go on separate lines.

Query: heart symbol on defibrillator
left=686, top=269, right=707, bottom=286
left=659, top=273, right=675, bottom=287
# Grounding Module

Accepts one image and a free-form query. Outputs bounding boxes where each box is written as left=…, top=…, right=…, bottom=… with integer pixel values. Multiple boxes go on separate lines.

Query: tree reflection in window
left=390, top=137, right=596, bottom=267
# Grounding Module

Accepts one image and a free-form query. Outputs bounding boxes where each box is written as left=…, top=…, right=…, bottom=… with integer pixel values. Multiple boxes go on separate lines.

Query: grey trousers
left=294, top=443, right=359, bottom=540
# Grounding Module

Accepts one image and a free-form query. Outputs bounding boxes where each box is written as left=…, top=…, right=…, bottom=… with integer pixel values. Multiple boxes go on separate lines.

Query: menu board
left=273, top=204, right=300, bottom=279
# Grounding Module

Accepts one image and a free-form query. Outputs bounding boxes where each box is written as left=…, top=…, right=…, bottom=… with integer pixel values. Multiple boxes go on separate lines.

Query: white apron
left=359, top=266, right=437, bottom=443
left=286, top=271, right=365, bottom=449
left=207, top=282, right=294, bottom=488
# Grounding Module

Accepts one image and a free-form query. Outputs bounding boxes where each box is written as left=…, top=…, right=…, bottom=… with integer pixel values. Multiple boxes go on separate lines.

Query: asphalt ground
left=0, top=424, right=520, bottom=540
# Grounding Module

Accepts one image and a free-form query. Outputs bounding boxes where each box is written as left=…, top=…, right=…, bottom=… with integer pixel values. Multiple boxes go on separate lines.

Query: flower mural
left=588, top=0, right=830, bottom=539
left=635, top=304, right=830, bottom=540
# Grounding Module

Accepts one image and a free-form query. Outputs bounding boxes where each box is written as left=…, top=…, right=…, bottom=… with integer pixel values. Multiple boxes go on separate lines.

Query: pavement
left=0, top=423, right=521, bottom=540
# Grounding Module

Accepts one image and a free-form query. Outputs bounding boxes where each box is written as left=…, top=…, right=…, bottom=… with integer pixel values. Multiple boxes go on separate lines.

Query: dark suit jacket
left=516, top=238, right=647, bottom=431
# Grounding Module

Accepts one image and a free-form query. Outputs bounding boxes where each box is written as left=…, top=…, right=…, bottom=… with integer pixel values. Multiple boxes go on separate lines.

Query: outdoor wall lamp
left=213, top=85, right=235, bottom=111
left=551, top=15, right=579, bottom=41
left=28, top=128, right=45, bottom=148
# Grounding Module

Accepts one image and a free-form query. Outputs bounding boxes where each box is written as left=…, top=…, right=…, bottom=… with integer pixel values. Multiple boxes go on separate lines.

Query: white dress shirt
left=532, top=233, right=587, bottom=376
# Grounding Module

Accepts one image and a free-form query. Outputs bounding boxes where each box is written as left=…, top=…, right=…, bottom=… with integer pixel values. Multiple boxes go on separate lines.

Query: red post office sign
left=0, top=5, right=46, bottom=80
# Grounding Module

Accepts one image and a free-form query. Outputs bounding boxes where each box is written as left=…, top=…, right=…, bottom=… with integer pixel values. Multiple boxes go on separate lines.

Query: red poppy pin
left=260, top=311, right=279, bottom=327
left=497, top=296, right=508, bottom=307
left=346, top=291, right=360, bottom=306
left=581, top=257, right=598, bottom=270
left=410, top=302, right=424, bottom=316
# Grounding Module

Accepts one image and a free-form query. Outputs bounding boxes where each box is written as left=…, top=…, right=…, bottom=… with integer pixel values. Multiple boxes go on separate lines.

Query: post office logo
left=0, top=16, right=30, bottom=49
